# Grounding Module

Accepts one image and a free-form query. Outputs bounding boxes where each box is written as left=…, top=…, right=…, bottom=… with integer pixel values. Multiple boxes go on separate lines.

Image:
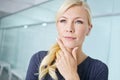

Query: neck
left=66, top=47, right=88, bottom=65
left=77, top=50, right=87, bottom=65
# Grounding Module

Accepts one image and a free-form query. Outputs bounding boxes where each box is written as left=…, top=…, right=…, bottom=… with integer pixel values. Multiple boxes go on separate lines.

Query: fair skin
left=56, top=5, right=92, bottom=80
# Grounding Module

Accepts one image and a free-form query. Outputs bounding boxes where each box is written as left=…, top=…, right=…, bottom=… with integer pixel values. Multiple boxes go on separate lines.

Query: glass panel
left=16, top=23, right=57, bottom=71
left=0, top=0, right=64, bottom=28
left=83, top=17, right=112, bottom=64
left=108, top=16, right=120, bottom=80
left=114, top=0, right=120, bottom=13
left=0, top=0, right=120, bottom=80
left=87, top=0, right=114, bottom=16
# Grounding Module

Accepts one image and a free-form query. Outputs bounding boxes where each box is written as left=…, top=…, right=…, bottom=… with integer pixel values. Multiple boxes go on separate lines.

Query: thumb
left=72, top=47, right=78, bottom=61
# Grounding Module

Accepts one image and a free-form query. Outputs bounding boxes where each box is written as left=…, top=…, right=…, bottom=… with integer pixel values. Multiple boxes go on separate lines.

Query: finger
left=56, top=50, right=65, bottom=61
left=57, top=38, right=68, bottom=54
left=57, top=38, right=74, bottom=59
left=59, top=50, right=64, bottom=58
left=72, top=47, right=78, bottom=61
left=57, top=38, right=73, bottom=59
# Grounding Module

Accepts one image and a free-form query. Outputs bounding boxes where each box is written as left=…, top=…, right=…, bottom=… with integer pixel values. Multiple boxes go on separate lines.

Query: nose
left=65, top=22, right=74, bottom=33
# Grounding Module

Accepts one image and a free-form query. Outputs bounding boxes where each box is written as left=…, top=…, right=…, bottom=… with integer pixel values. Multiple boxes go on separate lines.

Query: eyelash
left=59, top=19, right=84, bottom=24
left=59, top=19, right=66, bottom=23
left=75, top=20, right=83, bottom=24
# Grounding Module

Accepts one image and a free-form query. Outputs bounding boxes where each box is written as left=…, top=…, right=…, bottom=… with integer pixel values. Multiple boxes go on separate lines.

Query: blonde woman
left=26, top=0, right=108, bottom=80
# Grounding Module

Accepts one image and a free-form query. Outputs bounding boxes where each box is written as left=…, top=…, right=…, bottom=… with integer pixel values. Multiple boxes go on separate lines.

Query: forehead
left=61, top=5, right=88, bottom=20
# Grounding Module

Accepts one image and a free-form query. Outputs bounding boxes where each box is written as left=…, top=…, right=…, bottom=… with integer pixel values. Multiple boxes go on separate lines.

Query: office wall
left=108, top=16, right=120, bottom=80
left=0, top=23, right=57, bottom=71
left=0, top=14, right=120, bottom=80
left=0, top=0, right=120, bottom=80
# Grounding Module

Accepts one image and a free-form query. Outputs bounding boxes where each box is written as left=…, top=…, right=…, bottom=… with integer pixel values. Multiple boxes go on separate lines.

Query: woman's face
left=56, top=5, right=91, bottom=49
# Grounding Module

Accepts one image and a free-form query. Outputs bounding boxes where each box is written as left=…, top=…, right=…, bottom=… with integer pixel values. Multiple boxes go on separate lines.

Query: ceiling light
left=42, top=23, right=47, bottom=26
left=24, top=25, right=28, bottom=28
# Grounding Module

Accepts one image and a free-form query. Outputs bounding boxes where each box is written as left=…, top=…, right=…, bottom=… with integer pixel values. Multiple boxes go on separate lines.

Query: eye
left=75, top=20, right=83, bottom=24
left=59, top=19, right=66, bottom=23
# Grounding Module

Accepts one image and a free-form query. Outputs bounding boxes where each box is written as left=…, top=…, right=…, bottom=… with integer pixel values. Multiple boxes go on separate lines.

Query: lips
left=64, top=36, right=76, bottom=40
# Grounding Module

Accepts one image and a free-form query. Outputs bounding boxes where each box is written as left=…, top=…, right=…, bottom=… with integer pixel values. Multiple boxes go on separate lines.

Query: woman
left=26, top=0, right=108, bottom=80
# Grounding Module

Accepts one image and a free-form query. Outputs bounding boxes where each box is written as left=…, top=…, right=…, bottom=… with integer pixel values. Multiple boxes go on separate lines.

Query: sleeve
left=95, top=62, right=109, bottom=80
left=25, top=51, right=47, bottom=80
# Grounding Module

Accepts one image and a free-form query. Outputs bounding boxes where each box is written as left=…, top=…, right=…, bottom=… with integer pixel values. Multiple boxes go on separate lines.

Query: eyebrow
left=60, top=16, right=68, bottom=19
left=60, top=16, right=83, bottom=19
left=73, top=16, right=85, bottom=20
left=60, top=16, right=84, bottom=20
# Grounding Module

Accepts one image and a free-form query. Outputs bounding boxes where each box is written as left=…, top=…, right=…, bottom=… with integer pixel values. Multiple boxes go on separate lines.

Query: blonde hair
left=56, top=0, right=92, bottom=25
left=39, top=0, right=92, bottom=80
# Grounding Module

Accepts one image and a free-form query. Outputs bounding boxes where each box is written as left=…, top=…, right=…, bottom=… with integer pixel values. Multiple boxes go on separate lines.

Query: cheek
left=56, top=24, right=64, bottom=36
left=75, top=27, right=88, bottom=43
left=76, top=26, right=87, bottom=37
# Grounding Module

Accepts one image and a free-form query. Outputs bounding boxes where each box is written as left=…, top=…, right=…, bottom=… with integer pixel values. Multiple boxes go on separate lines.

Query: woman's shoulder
left=33, top=51, right=48, bottom=57
left=30, top=51, right=48, bottom=65
left=79, top=56, right=108, bottom=68
left=78, top=56, right=108, bottom=79
left=88, top=57, right=109, bottom=79
left=26, top=51, right=48, bottom=80
left=31, top=51, right=48, bottom=61
left=78, top=56, right=108, bottom=73
left=89, top=57, right=108, bottom=69
left=87, top=57, right=108, bottom=75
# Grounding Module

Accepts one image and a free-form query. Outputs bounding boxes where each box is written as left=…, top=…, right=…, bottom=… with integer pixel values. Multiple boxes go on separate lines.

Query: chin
left=61, top=38, right=81, bottom=49
left=63, top=42, right=77, bottom=49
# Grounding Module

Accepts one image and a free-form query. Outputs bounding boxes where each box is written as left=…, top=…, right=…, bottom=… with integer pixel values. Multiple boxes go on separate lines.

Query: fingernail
left=75, top=47, right=79, bottom=50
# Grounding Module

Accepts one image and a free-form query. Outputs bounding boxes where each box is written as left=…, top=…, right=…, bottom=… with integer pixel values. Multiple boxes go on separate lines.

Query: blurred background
left=0, top=0, right=120, bottom=80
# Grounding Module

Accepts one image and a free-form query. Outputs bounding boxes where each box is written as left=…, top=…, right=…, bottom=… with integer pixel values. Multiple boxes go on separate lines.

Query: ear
left=86, top=24, right=92, bottom=36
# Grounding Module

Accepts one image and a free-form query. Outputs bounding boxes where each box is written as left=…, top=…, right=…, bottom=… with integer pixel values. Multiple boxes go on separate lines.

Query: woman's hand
left=56, top=38, right=80, bottom=80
